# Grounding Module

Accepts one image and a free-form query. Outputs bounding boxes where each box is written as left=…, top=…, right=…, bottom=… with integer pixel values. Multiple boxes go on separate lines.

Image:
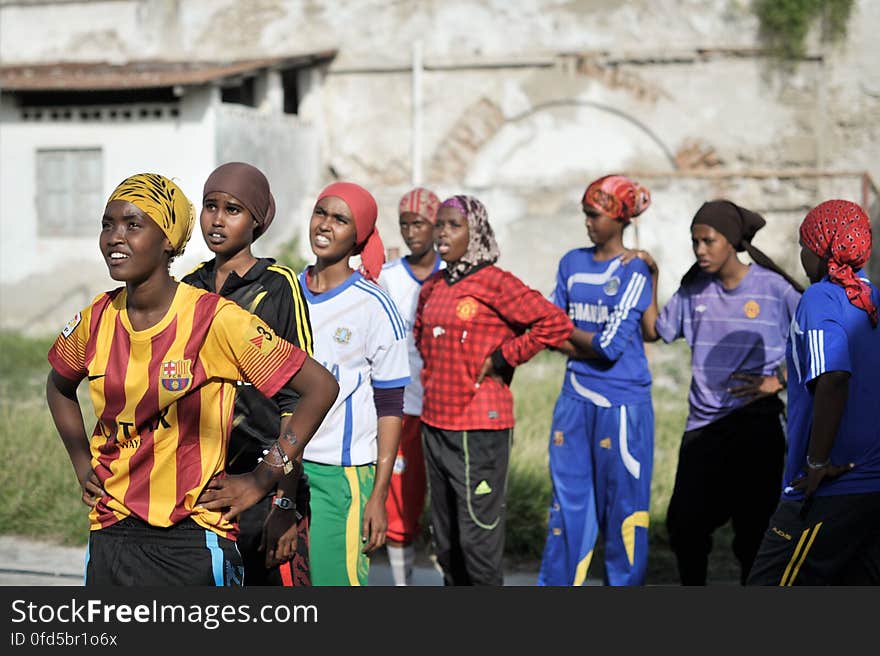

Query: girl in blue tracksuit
left=538, top=174, right=655, bottom=586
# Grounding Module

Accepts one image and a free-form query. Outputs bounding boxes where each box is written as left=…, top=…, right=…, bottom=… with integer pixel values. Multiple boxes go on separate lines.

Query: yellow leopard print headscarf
left=108, top=173, right=195, bottom=256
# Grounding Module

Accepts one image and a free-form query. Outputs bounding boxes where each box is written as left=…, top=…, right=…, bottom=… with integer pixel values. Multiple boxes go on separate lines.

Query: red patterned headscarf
left=439, top=195, right=499, bottom=283
left=315, top=182, right=385, bottom=281
left=398, top=187, right=440, bottom=223
left=800, top=199, right=876, bottom=327
left=582, top=174, right=651, bottom=223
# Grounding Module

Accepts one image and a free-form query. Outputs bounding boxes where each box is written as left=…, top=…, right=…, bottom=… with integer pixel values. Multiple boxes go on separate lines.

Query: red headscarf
left=316, top=182, right=384, bottom=281
left=582, top=174, right=651, bottom=223
left=800, top=199, right=876, bottom=327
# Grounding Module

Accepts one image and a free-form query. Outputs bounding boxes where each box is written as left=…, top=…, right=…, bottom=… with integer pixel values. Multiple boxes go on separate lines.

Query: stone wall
left=2, top=0, right=878, bottom=333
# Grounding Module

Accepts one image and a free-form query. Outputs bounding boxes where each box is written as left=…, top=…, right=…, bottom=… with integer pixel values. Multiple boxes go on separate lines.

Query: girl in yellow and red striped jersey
left=46, top=172, right=338, bottom=586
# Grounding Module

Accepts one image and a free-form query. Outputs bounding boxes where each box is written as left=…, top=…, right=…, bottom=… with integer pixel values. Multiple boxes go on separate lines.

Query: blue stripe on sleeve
left=354, top=280, right=406, bottom=339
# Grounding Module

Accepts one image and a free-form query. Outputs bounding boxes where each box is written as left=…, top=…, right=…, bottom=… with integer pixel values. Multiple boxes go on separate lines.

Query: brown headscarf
left=203, top=162, right=276, bottom=241
left=682, top=199, right=804, bottom=293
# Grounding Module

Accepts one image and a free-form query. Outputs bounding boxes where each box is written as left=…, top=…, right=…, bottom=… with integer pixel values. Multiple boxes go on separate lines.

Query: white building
left=1, top=52, right=333, bottom=333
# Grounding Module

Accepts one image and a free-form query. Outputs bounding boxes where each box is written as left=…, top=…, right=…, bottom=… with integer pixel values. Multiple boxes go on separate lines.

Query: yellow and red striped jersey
left=48, top=283, right=307, bottom=538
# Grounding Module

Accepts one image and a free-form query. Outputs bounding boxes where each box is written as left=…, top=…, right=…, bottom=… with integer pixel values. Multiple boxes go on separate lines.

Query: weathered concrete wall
left=213, top=104, right=323, bottom=259
left=2, top=0, right=878, bottom=333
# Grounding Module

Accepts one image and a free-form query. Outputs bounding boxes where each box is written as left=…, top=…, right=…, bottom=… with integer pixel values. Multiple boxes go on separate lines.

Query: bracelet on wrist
left=259, top=443, right=294, bottom=474
left=806, top=455, right=830, bottom=470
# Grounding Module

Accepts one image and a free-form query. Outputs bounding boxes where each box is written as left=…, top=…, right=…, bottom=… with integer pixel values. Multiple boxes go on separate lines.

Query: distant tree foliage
left=273, top=234, right=310, bottom=274
left=753, top=0, right=854, bottom=60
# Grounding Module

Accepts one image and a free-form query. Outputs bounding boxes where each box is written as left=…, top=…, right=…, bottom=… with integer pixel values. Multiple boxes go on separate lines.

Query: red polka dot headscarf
left=800, top=199, right=876, bottom=327
left=582, top=174, right=651, bottom=224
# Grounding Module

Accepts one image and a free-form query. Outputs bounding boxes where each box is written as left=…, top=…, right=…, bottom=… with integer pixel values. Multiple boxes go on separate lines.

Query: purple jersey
left=656, top=264, right=801, bottom=431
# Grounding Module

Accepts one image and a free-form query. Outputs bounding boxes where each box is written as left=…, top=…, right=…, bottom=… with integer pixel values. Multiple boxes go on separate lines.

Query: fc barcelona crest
left=160, top=359, right=192, bottom=393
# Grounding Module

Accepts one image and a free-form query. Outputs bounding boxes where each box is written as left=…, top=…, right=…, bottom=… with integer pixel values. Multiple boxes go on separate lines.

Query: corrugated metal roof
left=0, top=52, right=337, bottom=91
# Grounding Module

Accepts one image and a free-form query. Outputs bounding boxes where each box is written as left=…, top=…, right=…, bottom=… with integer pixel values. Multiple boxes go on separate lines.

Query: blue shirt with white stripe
left=552, top=248, right=652, bottom=406
left=783, top=271, right=880, bottom=498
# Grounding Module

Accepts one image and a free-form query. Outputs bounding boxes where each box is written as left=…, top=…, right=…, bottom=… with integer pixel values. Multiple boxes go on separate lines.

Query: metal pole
left=411, top=40, right=423, bottom=186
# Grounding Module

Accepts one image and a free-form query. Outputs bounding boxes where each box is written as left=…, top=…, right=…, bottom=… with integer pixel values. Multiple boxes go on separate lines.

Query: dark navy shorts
left=747, top=492, right=880, bottom=586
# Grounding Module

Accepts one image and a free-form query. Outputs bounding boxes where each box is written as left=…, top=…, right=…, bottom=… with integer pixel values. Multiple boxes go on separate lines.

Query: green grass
left=0, top=331, right=91, bottom=545
left=1, top=330, right=740, bottom=583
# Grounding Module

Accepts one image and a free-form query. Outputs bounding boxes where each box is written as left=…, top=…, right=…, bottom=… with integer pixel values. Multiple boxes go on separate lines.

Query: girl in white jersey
left=377, top=187, right=443, bottom=585
left=299, top=182, right=410, bottom=586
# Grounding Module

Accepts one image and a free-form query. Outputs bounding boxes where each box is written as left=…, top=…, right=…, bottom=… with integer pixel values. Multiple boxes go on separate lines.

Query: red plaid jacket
left=414, top=265, right=573, bottom=430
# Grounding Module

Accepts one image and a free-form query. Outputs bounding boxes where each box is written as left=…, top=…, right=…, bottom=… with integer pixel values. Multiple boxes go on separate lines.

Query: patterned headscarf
left=800, top=199, right=876, bottom=327
left=203, top=162, right=276, bottom=241
left=440, top=195, right=500, bottom=283
left=682, top=199, right=804, bottom=292
left=398, top=187, right=440, bottom=223
left=315, top=182, right=385, bottom=281
left=108, top=173, right=195, bottom=256
left=582, top=174, right=651, bottom=224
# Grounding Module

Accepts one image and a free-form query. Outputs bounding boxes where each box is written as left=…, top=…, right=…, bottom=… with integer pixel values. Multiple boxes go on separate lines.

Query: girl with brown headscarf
left=182, top=161, right=316, bottom=587
left=636, top=198, right=803, bottom=585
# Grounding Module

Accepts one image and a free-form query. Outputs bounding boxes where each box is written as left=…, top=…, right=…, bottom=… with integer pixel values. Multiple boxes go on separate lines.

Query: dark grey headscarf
left=682, top=199, right=803, bottom=292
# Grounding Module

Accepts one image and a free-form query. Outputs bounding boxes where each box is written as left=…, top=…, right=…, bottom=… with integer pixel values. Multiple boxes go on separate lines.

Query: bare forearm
left=46, top=370, right=92, bottom=478
left=372, top=415, right=402, bottom=501
left=641, top=271, right=660, bottom=342
left=807, top=371, right=850, bottom=463
left=274, top=417, right=301, bottom=500
left=253, top=357, right=339, bottom=492
left=555, top=327, right=599, bottom=360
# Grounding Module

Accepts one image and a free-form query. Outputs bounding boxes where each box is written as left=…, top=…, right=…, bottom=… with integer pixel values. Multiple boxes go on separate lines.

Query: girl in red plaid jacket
left=414, top=195, right=574, bottom=585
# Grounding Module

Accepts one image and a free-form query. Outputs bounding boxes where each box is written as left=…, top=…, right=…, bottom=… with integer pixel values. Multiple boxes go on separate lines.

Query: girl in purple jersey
left=632, top=199, right=803, bottom=585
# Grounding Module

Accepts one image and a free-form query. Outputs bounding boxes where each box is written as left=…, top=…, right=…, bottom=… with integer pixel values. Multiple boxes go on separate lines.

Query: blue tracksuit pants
left=538, top=392, right=654, bottom=586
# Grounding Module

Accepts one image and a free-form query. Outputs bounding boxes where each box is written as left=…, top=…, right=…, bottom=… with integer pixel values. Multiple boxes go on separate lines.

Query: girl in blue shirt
left=538, top=174, right=655, bottom=586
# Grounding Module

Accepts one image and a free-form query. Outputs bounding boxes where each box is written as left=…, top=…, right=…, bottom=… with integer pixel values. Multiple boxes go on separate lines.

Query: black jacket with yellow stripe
left=182, top=257, right=313, bottom=474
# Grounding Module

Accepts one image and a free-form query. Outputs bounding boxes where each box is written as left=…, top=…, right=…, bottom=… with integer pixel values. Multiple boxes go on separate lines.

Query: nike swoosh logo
left=87, top=374, right=106, bottom=381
